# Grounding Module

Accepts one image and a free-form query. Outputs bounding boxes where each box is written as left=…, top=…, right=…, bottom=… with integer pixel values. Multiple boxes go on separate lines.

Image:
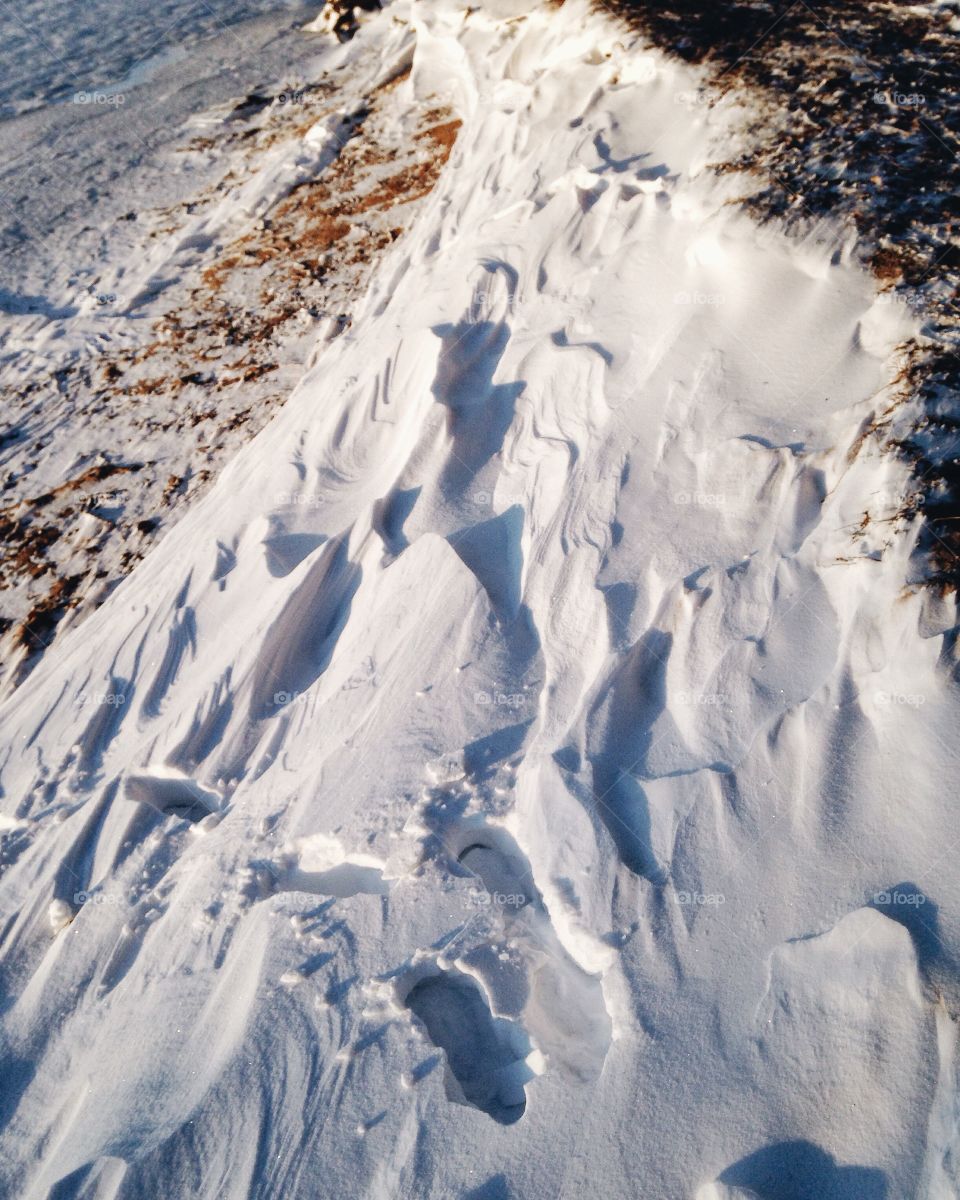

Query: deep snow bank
left=1, top=1, right=959, bottom=1197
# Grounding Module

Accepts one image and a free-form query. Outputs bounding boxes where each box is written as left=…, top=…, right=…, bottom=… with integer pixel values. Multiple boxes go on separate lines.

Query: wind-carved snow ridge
left=0, top=0, right=959, bottom=1196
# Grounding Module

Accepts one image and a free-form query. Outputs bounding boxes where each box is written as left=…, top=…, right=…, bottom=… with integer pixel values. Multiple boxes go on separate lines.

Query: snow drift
left=1, top=1, right=958, bottom=1197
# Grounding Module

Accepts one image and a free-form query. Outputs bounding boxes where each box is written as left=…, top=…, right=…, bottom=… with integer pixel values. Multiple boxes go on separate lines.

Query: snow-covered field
left=0, top=0, right=315, bottom=119
left=0, top=6, right=459, bottom=695
left=1, top=1, right=958, bottom=1197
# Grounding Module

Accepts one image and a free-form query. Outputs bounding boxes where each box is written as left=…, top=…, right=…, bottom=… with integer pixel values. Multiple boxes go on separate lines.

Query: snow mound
left=1, top=0, right=958, bottom=1196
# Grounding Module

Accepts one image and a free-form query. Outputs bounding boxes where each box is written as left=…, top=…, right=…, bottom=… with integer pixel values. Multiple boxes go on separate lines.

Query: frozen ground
left=0, top=1, right=959, bottom=1198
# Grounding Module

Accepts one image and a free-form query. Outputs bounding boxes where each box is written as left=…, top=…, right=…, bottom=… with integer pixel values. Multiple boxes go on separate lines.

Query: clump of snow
left=47, top=899, right=74, bottom=935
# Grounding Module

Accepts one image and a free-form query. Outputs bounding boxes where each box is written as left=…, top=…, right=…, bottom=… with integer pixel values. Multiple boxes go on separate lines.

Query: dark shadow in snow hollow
left=719, top=1140, right=888, bottom=1200
left=404, top=968, right=532, bottom=1125
left=464, top=1176, right=512, bottom=1200
left=868, top=881, right=960, bottom=1010
left=430, top=319, right=524, bottom=492
left=464, top=720, right=531, bottom=783
left=450, top=506, right=525, bottom=620
left=587, top=629, right=672, bottom=882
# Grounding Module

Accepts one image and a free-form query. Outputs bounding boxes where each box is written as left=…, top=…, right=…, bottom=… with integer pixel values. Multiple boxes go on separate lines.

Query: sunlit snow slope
left=2, top=1, right=959, bottom=1197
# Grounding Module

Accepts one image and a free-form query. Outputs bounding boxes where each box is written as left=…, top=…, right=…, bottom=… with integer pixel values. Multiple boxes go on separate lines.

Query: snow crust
left=1, top=0, right=958, bottom=1196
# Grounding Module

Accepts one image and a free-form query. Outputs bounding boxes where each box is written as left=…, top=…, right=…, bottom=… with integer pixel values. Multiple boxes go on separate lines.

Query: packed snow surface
left=1, top=1, right=959, bottom=1197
